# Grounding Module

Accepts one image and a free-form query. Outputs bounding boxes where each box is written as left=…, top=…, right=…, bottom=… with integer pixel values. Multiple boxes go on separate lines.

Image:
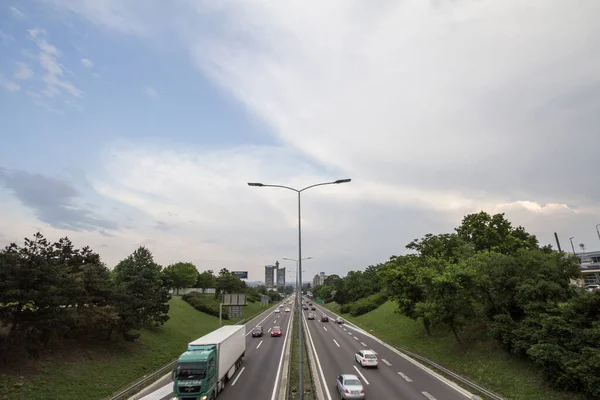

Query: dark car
left=311, top=306, right=316, bottom=310
left=271, top=326, right=282, bottom=337
left=321, top=315, right=329, bottom=322
left=252, top=326, right=264, bottom=337
left=303, top=305, right=309, bottom=310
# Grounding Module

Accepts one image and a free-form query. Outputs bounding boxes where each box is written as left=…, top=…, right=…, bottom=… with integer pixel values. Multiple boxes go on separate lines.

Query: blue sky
left=1, top=1, right=600, bottom=279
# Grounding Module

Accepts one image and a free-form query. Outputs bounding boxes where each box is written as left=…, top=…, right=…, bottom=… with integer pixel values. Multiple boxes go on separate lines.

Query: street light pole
left=570, top=237, right=576, bottom=255
left=248, top=179, right=351, bottom=400
left=596, top=224, right=600, bottom=242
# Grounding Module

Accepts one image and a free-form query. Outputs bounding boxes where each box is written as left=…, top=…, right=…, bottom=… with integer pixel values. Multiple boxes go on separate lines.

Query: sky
left=1, top=0, right=600, bottom=282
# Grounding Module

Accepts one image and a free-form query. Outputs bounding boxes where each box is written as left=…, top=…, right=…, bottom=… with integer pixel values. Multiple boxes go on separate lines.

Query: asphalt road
left=149, top=300, right=294, bottom=400
left=304, top=301, right=474, bottom=400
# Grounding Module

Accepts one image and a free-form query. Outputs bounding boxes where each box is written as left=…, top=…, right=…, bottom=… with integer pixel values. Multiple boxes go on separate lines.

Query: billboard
left=320, top=272, right=325, bottom=275
left=265, top=265, right=276, bottom=288
left=232, top=271, right=248, bottom=279
left=277, top=267, right=286, bottom=287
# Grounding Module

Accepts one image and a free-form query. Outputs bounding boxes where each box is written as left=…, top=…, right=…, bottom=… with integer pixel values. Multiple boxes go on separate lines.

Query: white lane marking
left=246, top=303, right=283, bottom=336
left=256, top=340, right=263, bottom=349
left=138, top=383, right=171, bottom=400
left=360, top=342, right=367, bottom=347
left=268, top=328, right=272, bottom=332
left=318, top=307, right=473, bottom=398
left=398, top=372, right=413, bottom=382
left=354, top=336, right=359, bottom=340
left=333, top=339, right=340, bottom=347
left=323, top=327, right=328, bottom=332
left=303, top=311, right=333, bottom=400
left=348, top=332, right=353, bottom=335
left=231, top=366, right=245, bottom=386
left=353, top=365, right=370, bottom=385
left=270, top=304, right=294, bottom=400
left=343, top=328, right=347, bottom=331
left=274, top=320, right=277, bottom=324
left=381, top=359, right=392, bottom=366
left=422, top=392, right=436, bottom=400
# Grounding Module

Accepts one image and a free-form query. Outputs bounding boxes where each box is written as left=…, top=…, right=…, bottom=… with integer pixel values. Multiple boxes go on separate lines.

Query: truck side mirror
left=171, top=370, right=176, bottom=380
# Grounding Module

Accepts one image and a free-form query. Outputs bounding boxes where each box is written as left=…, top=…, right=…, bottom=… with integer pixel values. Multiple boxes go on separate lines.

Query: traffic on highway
left=139, top=299, right=294, bottom=400
left=300, top=297, right=474, bottom=400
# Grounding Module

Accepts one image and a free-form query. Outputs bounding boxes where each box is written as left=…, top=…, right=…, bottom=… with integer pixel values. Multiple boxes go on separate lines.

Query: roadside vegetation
left=312, top=211, right=594, bottom=399
left=0, top=232, right=273, bottom=399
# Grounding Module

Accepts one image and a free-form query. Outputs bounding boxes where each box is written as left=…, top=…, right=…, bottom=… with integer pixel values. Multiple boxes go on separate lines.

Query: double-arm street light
left=248, top=179, right=351, bottom=400
left=283, top=256, right=313, bottom=290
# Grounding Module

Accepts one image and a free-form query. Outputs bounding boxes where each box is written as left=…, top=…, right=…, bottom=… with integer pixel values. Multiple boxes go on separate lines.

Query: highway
left=303, top=300, right=475, bottom=400
left=139, top=299, right=294, bottom=400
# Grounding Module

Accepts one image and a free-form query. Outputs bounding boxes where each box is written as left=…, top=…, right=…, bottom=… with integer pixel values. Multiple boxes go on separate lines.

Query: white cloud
left=144, top=87, right=158, bottom=98
left=0, top=74, right=20, bottom=92
left=10, top=6, right=25, bottom=19
left=80, top=58, right=94, bottom=68
left=27, top=28, right=84, bottom=99
left=13, top=62, right=33, bottom=80
left=7, top=1, right=600, bottom=275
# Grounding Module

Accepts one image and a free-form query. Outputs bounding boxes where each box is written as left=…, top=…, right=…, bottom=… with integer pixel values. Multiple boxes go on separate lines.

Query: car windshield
left=273, top=326, right=280, bottom=330
left=365, top=354, right=377, bottom=359
left=176, top=361, right=207, bottom=380
left=344, top=379, right=361, bottom=386
left=253, top=327, right=262, bottom=332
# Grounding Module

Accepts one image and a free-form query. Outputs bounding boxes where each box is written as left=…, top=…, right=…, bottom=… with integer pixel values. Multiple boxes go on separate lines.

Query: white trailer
left=187, top=325, right=246, bottom=394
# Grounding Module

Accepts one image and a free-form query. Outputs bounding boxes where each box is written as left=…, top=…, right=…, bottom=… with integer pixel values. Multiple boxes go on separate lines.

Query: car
left=271, top=326, right=282, bottom=337
left=252, top=326, right=264, bottom=337
left=311, top=306, right=316, bottom=310
left=335, top=317, right=344, bottom=324
left=275, top=308, right=281, bottom=313
left=336, top=374, right=365, bottom=399
left=307, top=312, right=315, bottom=320
left=284, top=308, right=291, bottom=312
left=302, top=305, right=309, bottom=310
left=321, top=315, right=329, bottom=322
left=355, top=349, right=378, bottom=368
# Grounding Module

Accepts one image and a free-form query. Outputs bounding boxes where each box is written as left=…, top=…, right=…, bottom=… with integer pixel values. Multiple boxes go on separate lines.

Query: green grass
left=288, top=314, right=314, bottom=400
left=0, top=297, right=271, bottom=400
left=322, top=301, right=585, bottom=400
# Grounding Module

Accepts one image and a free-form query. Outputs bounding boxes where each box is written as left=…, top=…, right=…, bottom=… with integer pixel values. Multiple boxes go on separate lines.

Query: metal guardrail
left=324, top=308, right=503, bottom=400
left=105, top=307, right=271, bottom=400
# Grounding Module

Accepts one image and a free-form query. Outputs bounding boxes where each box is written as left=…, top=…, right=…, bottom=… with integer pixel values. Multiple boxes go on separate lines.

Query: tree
left=195, top=269, right=216, bottom=293
left=112, top=247, right=171, bottom=340
left=163, top=262, right=198, bottom=294
left=406, top=233, right=473, bottom=263
left=324, top=274, right=344, bottom=290
left=215, top=268, right=245, bottom=296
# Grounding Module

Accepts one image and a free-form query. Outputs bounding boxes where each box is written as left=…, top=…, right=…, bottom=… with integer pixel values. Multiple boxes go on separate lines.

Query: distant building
left=313, top=273, right=327, bottom=287
left=577, top=250, right=600, bottom=286
left=265, top=265, right=276, bottom=288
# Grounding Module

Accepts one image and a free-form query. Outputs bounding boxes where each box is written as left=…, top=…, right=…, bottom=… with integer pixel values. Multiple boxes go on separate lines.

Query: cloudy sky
left=1, top=1, right=599, bottom=281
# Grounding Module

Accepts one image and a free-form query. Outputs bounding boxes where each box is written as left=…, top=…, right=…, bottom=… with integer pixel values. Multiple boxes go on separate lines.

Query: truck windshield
left=176, top=362, right=207, bottom=380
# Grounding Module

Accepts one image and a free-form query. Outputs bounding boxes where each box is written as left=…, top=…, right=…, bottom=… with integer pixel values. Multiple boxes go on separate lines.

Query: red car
left=271, top=326, right=282, bottom=337
left=321, top=315, right=329, bottom=322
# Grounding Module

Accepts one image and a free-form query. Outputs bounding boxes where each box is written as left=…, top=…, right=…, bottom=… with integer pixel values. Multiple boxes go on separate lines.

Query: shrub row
left=340, top=291, right=388, bottom=316
left=182, top=292, right=229, bottom=319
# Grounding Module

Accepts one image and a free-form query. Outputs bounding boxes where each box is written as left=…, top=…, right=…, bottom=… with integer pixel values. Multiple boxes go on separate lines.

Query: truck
left=172, top=325, right=246, bottom=400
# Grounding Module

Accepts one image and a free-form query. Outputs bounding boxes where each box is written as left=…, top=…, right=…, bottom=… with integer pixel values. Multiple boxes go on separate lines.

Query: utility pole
left=569, top=237, right=576, bottom=255
left=554, top=232, right=562, bottom=252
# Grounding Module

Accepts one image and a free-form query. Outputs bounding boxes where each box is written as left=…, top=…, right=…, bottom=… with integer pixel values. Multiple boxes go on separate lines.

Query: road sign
left=228, top=305, right=243, bottom=318
left=222, top=293, right=247, bottom=306
left=232, top=271, right=248, bottom=279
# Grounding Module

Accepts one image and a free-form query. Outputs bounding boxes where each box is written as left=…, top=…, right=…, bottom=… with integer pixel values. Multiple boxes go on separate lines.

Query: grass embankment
left=322, top=301, right=585, bottom=400
left=0, top=297, right=270, bottom=400
left=288, top=314, right=314, bottom=400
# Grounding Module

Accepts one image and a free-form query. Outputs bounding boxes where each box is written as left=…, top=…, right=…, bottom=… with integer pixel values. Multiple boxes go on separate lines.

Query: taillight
left=376, top=357, right=379, bottom=362
left=345, top=389, right=349, bottom=393
left=362, top=358, right=366, bottom=362
left=361, top=389, right=365, bottom=393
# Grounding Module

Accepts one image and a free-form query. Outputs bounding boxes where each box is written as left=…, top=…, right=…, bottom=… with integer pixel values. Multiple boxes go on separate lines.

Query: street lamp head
left=334, top=178, right=351, bottom=184
left=247, top=182, right=264, bottom=187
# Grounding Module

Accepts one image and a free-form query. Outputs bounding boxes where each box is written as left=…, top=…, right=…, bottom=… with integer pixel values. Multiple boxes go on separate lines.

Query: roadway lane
left=304, top=303, right=473, bottom=400
left=152, top=300, right=294, bottom=400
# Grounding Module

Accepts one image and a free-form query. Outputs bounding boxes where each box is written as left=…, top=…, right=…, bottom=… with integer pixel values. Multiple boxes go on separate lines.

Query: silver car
left=336, top=374, right=365, bottom=399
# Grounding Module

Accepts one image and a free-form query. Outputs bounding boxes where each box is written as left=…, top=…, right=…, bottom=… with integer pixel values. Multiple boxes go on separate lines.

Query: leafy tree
left=215, top=268, right=245, bottom=296
left=406, top=233, right=473, bottom=263
left=195, top=269, right=216, bottom=293
left=163, top=262, right=198, bottom=294
left=324, top=274, right=344, bottom=290
left=112, top=247, right=171, bottom=340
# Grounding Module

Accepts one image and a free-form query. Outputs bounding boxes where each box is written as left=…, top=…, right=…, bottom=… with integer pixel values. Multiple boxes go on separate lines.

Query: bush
left=182, top=292, right=228, bottom=319
left=339, top=292, right=388, bottom=316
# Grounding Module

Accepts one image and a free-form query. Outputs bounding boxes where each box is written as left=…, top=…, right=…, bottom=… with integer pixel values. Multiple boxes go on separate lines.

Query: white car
left=355, top=349, right=378, bottom=368
left=284, top=308, right=290, bottom=312
left=274, top=308, right=281, bottom=313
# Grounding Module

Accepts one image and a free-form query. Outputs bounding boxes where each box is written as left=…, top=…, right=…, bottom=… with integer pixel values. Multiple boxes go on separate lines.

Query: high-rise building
left=265, top=265, right=276, bottom=288
left=313, top=272, right=327, bottom=287
left=277, top=267, right=286, bottom=289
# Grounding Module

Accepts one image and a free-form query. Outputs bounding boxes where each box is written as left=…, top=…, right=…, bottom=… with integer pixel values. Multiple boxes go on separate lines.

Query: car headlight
left=200, top=396, right=208, bottom=400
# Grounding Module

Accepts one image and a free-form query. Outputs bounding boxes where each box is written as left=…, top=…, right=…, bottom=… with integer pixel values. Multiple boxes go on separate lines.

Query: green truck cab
left=172, top=325, right=246, bottom=400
